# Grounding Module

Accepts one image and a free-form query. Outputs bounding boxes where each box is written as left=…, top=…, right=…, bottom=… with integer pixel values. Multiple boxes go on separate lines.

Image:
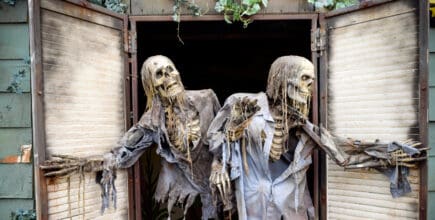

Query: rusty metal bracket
left=311, top=27, right=326, bottom=54
left=128, top=30, right=137, bottom=54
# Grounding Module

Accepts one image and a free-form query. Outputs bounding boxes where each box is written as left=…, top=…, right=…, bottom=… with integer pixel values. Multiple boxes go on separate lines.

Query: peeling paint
left=0, top=144, right=31, bottom=163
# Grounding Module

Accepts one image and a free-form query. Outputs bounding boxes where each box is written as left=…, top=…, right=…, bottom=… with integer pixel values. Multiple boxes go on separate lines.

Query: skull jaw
left=287, top=87, right=311, bottom=118
left=156, top=83, right=184, bottom=100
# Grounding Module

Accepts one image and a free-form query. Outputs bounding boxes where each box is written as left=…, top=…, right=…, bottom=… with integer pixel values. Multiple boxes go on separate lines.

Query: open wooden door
left=29, top=0, right=131, bottom=219
left=319, top=0, right=428, bottom=219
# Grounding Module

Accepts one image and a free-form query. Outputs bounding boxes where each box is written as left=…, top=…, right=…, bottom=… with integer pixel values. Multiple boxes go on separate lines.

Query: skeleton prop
left=42, top=55, right=221, bottom=219
left=207, top=56, right=427, bottom=219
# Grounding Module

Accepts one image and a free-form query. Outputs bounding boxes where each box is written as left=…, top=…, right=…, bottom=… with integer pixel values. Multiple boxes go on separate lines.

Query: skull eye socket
left=301, top=75, right=311, bottom=81
left=155, top=69, right=163, bottom=79
left=167, top=66, right=174, bottom=73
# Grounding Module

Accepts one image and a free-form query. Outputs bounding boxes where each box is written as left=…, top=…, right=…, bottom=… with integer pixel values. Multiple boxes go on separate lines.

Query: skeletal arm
left=301, top=123, right=427, bottom=169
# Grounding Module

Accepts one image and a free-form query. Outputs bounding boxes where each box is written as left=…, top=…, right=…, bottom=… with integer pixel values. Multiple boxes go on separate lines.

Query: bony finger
left=217, top=183, right=224, bottom=201
left=225, top=173, right=231, bottom=193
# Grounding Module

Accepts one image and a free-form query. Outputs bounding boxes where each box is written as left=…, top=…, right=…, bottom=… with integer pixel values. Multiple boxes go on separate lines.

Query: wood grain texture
left=325, top=0, right=420, bottom=219
left=0, top=93, right=31, bottom=128
left=41, top=0, right=123, bottom=30
left=0, top=24, right=29, bottom=59
left=0, top=164, right=33, bottom=198
left=40, top=2, right=128, bottom=219
left=0, top=128, right=31, bottom=159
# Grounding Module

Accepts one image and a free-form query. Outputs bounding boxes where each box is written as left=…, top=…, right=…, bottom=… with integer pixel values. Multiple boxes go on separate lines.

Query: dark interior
left=136, top=19, right=313, bottom=219
left=137, top=20, right=312, bottom=105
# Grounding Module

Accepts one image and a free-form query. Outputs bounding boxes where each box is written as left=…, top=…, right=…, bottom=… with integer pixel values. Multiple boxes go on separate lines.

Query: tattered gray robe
left=208, top=92, right=315, bottom=220
left=114, top=89, right=220, bottom=219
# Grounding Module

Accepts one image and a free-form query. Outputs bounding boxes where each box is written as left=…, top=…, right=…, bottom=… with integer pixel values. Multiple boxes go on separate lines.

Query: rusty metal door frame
left=318, top=0, right=429, bottom=219
left=29, top=0, right=130, bottom=219
left=128, top=13, right=321, bottom=220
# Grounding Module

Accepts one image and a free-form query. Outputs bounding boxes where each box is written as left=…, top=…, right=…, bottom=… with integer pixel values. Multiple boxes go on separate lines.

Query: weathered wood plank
left=0, top=24, right=29, bottom=59
left=0, top=0, right=28, bottom=23
left=0, top=93, right=31, bottom=127
left=430, top=53, right=435, bottom=86
left=0, top=199, right=33, bottom=219
left=0, top=128, right=31, bottom=159
left=429, top=192, right=435, bottom=218
left=430, top=87, right=435, bottom=121
left=429, top=156, right=435, bottom=191
left=326, top=0, right=420, bottom=219
left=430, top=28, right=435, bottom=52
left=327, top=0, right=417, bottom=28
left=0, top=164, right=33, bottom=198
left=130, top=0, right=311, bottom=15
left=40, top=1, right=127, bottom=218
left=430, top=123, right=435, bottom=156
left=0, top=60, right=30, bottom=93
left=41, top=0, right=123, bottom=30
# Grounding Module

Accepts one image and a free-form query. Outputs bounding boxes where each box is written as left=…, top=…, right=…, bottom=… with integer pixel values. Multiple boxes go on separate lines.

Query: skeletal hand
left=387, top=141, right=427, bottom=168
left=209, top=160, right=231, bottom=208
left=40, top=154, right=104, bottom=177
left=226, top=97, right=261, bottom=141
left=340, top=138, right=428, bottom=169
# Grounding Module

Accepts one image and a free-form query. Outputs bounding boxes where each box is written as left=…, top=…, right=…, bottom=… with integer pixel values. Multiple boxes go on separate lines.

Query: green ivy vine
left=87, top=0, right=127, bottom=14
left=308, top=0, right=358, bottom=10
left=215, top=0, right=268, bottom=28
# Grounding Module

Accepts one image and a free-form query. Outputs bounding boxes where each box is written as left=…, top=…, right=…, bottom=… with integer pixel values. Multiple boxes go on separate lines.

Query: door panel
left=39, top=0, right=128, bottom=219
left=322, top=0, right=421, bottom=219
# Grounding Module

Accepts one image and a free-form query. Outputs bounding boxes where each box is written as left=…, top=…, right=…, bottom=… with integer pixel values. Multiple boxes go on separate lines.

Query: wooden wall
left=0, top=0, right=34, bottom=218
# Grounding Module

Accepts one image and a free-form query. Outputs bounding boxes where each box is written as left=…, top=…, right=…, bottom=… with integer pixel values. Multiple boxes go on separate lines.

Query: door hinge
left=311, top=27, right=326, bottom=53
left=127, top=30, right=137, bottom=54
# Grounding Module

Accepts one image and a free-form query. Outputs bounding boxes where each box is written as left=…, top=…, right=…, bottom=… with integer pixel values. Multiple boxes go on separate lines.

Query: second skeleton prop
left=207, top=56, right=426, bottom=219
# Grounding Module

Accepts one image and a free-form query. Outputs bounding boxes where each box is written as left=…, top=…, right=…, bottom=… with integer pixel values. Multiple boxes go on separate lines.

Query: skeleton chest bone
left=270, top=112, right=298, bottom=161
left=164, top=106, right=201, bottom=156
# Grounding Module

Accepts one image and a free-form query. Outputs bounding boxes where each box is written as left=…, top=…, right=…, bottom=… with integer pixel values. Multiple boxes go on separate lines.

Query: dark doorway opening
left=135, top=19, right=313, bottom=219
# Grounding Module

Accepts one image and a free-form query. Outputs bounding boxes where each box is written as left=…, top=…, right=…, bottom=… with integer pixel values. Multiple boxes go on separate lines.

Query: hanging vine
left=214, top=0, right=268, bottom=28
left=172, top=0, right=203, bottom=44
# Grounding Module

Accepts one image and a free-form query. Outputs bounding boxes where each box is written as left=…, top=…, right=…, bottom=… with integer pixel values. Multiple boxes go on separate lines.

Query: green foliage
left=215, top=0, right=268, bottom=28
left=172, top=0, right=202, bottom=22
left=87, top=0, right=127, bottom=14
left=307, top=0, right=359, bottom=10
left=10, top=209, right=36, bottom=220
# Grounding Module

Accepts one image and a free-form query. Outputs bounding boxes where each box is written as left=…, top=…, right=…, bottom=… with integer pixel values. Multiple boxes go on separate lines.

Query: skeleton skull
left=266, top=56, right=315, bottom=117
left=142, top=55, right=184, bottom=104
left=286, top=57, right=314, bottom=116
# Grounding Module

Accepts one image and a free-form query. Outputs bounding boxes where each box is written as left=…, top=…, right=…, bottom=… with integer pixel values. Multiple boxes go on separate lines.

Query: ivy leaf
left=215, top=1, right=225, bottom=12
left=242, top=3, right=261, bottom=16
left=224, top=13, right=233, bottom=24
left=242, top=0, right=260, bottom=6
left=261, top=0, right=268, bottom=7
